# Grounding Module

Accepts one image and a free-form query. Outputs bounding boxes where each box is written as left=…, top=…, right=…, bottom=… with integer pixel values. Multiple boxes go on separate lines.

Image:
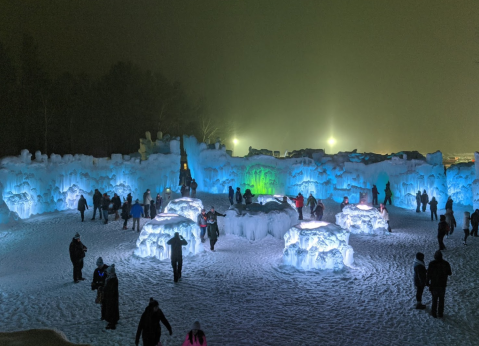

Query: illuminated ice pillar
left=473, top=152, right=479, bottom=210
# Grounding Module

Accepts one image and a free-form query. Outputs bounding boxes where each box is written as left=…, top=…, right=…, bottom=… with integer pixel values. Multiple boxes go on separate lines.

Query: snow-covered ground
left=1, top=193, right=479, bottom=346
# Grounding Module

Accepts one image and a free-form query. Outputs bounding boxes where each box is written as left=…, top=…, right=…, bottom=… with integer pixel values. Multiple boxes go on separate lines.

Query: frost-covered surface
left=224, top=202, right=298, bottom=240
left=0, top=143, right=180, bottom=219
left=473, top=152, right=479, bottom=210
left=1, top=193, right=479, bottom=345
left=135, top=213, right=201, bottom=260
left=256, top=194, right=297, bottom=209
left=447, top=162, right=475, bottom=207
left=164, top=197, right=204, bottom=221
left=283, top=221, right=353, bottom=270
left=336, top=204, right=388, bottom=235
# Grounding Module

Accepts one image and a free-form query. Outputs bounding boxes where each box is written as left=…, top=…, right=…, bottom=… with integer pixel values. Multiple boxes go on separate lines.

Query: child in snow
left=182, top=321, right=207, bottom=346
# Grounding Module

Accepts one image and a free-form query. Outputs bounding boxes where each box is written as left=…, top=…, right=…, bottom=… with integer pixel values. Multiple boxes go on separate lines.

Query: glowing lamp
left=327, top=138, right=336, bottom=146
left=233, top=138, right=238, bottom=145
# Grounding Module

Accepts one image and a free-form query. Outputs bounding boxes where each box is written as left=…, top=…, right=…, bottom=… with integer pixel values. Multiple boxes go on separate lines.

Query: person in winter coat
left=340, top=196, right=349, bottom=211
left=228, top=186, right=234, bottom=205
left=181, top=184, right=187, bottom=197
left=143, top=189, right=152, bottom=217
left=207, top=207, right=225, bottom=251
left=379, top=203, right=391, bottom=232
left=156, top=194, right=163, bottom=214
left=92, top=189, right=103, bottom=220
left=69, top=232, right=87, bottom=283
left=77, top=195, right=88, bottom=222
left=445, top=209, right=456, bottom=236
left=121, top=201, right=130, bottom=230
left=313, top=200, right=324, bottom=221
left=197, top=209, right=208, bottom=243
left=471, top=209, right=479, bottom=237
left=426, top=250, right=452, bottom=318
left=235, top=187, right=243, bottom=204
left=111, top=193, right=121, bottom=220
left=429, top=197, right=438, bottom=221
left=243, top=189, right=255, bottom=205
left=135, top=298, right=172, bottom=346
left=149, top=200, right=156, bottom=220
left=127, top=193, right=133, bottom=206
left=182, top=321, right=207, bottom=346
left=445, top=196, right=453, bottom=211
left=413, top=252, right=427, bottom=309
left=190, top=179, right=198, bottom=198
left=101, top=194, right=111, bottom=224
left=91, top=257, right=109, bottom=320
left=290, top=193, right=304, bottom=220
left=130, top=199, right=144, bottom=232
left=166, top=232, right=188, bottom=282
left=372, top=185, right=379, bottom=205
left=383, top=182, right=392, bottom=205
left=437, top=215, right=449, bottom=250
left=103, top=264, right=119, bottom=329
left=306, top=194, right=317, bottom=216
left=421, top=190, right=429, bottom=212
left=463, top=211, right=471, bottom=246
left=415, top=191, right=421, bottom=213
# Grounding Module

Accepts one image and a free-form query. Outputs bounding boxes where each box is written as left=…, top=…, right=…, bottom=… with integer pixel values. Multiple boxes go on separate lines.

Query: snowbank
left=335, top=204, right=388, bottom=235
left=283, top=221, right=354, bottom=270
left=135, top=213, right=202, bottom=260
left=164, top=197, right=204, bottom=221
left=224, top=202, right=298, bottom=240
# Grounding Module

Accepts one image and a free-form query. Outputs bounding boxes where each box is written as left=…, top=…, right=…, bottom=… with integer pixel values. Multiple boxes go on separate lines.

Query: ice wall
left=473, top=152, right=479, bottom=210
left=0, top=141, right=180, bottom=219
left=447, top=162, right=475, bottom=207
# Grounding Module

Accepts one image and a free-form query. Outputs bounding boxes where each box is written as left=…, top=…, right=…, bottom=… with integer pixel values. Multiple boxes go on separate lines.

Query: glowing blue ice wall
left=447, top=162, right=475, bottom=207
left=183, top=135, right=448, bottom=209
left=0, top=140, right=180, bottom=220
left=473, top=152, right=479, bottom=210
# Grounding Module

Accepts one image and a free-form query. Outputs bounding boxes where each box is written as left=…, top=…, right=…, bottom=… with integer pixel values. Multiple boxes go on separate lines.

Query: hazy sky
left=2, top=0, right=479, bottom=156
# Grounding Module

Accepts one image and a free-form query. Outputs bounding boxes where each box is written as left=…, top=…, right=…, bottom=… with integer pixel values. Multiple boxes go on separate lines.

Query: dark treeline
left=0, top=35, right=231, bottom=158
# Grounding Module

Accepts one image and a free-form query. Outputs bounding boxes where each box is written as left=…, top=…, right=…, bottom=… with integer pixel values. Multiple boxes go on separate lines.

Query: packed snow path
left=1, top=193, right=479, bottom=346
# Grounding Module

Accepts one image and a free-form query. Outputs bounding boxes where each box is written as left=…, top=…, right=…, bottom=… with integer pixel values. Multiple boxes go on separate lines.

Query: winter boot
left=415, top=302, right=426, bottom=310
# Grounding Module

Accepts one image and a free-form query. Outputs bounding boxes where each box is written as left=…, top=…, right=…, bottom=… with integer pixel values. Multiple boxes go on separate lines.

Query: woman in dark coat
left=103, top=264, right=119, bottom=330
left=121, top=201, right=130, bottom=230
left=135, top=298, right=172, bottom=346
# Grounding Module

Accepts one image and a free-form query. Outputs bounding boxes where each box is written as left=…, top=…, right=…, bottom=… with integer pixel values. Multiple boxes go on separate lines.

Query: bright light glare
left=356, top=204, right=372, bottom=210
left=233, top=138, right=238, bottom=145
left=297, top=221, right=329, bottom=229
left=328, top=138, right=336, bottom=146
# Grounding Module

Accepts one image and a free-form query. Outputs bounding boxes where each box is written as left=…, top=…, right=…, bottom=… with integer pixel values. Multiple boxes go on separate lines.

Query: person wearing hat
left=103, top=264, right=119, bottom=330
left=130, top=199, right=144, bottom=232
left=69, top=232, right=88, bottom=283
left=92, top=257, right=109, bottom=319
left=182, top=321, right=207, bottom=346
left=426, top=250, right=452, bottom=318
left=413, top=252, right=427, bottom=310
left=167, top=232, right=188, bottom=282
left=197, top=209, right=208, bottom=243
left=206, top=206, right=225, bottom=251
left=135, top=298, right=172, bottom=346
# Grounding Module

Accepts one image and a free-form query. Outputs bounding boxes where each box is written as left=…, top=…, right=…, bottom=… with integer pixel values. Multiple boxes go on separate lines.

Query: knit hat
left=192, top=321, right=201, bottom=330
left=149, top=297, right=159, bottom=307
left=74, top=232, right=80, bottom=239
left=96, top=257, right=104, bottom=266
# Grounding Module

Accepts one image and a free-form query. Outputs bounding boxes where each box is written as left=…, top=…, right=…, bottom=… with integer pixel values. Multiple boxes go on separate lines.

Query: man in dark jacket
left=306, top=194, right=317, bottom=216
left=445, top=196, right=453, bottom=211
left=340, top=196, right=349, bottom=212
left=426, top=250, right=452, bottom=318
left=111, top=193, right=121, bottom=220
left=155, top=193, right=163, bottom=214
left=69, top=232, right=87, bottom=283
left=166, top=232, right=188, bottom=282
left=91, top=257, right=109, bottom=320
left=149, top=200, right=156, bottom=220
left=207, top=207, right=225, bottom=251
left=101, top=193, right=111, bottom=224
left=135, top=298, right=172, bottom=346
left=92, top=189, right=102, bottom=220
left=421, top=190, right=429, bottom=212
left=313, top=200, right=324, bottom=221
left=243, top=189, right=254, bottom=205
left=121, top=201, right=130, bottom=230
left=413, top=252, right=427, bottom=309
left=429, top=197, right=438, bottom=221
left=77, top=195, right=88, bottom=222
left=470, top=209, right=479, bottom=237
left=372, top=185, right=379, bottom=205
left=190, top=179, right=198, bottom=198
left=437, top=215, right=449, bottom=251
left=103, top=264, right=119, bottom=330
left=228, top=186, right=234, bottom=205
left=197, top=209, right=208, bottom=243
left=384, top=183, right=392, bottom=205
left=415, top=191, right=421, bottom=213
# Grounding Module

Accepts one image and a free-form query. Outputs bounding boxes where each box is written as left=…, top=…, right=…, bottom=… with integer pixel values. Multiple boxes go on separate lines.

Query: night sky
left=2, top=0, right=479, bottom=156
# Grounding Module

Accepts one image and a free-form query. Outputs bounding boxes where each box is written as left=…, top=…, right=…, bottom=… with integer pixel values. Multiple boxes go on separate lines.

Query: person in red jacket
left=290, top=193, right=304, bottom=220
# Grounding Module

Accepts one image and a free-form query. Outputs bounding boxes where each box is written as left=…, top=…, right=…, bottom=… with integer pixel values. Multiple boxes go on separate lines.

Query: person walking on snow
left=306, top=193, right=317, bottom=216
left=156, top=193, right=163, bottom=214
left=77, top=195, right=88, bottom=222
left=379, top=203, right=392, bottom=232
left=243, top=189, right=255, bottom=205
left=445, top=196, right=453, bottom=211
left=290, top=193, right=304, bottom=220
left=413, top=252, right=427, bottom=309
left=103, top=264, right=119, bottom=330
left=445, top=209, right=456, bottom=237
left=197, top=209, right=208, bottom=243
left=101, top=193, right=110, bottom=224
left=340, top=196, right=349, bottom=211
left=121, top=200, right=130, bottom=230
left=190, top=179, right=198, bottom=198
left=130, top=199, right=143, bottom=232
left=437, top=215, right=449, bottom=250
left=167, top=232, right=188, bottom=282
left=463, top=211, right=471, bottom=246
left=426, top=250, right=452, bottom=318
left=182, top=321, right=207, bottom=346
left=228, top=186, right=234, bottom=205
left=415, top=191, right=422, bottom=213
left=143, top=189, right=152, bottom=218
left=313, top=199, right=325, bottom=221
left=235, top=187, right=243, bottom=204
left=372, top=185, right=379, bottom=205
left=149, top=200, right=156, bottom=220
left=135, top=298, right=172, bottom=346
left=421, top=190, right=429, bottom=212
left=69, top=232, right=87, bottom=283
left=429, top=196, right=438, bottom=221
left=207, top=206, right=225, bottom=251
left=384, top=183, right=392, bottom=205
left=470, top=209, right=479, bottom=237
left=111, top=193, right=121, bottom=220
left=92, top=189, right=102, bottom=220
left=91, top=257, right=109, bottom=320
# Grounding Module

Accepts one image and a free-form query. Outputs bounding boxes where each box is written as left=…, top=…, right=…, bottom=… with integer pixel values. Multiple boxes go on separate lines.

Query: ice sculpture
left=256, top=195, right=297, bottom=209
left=335, top=204, right=388, bottom=235
left=135, top=213, right=202, bottom=260
left=283, top=221, right=354, bottom=270
left=164, top=197, right=204, bottom=221
left=224, top=202, right=298, bottom=240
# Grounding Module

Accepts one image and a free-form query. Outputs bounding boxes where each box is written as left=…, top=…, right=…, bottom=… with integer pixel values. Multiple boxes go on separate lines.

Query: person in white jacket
left=380, top=203, right=392, bottom=232
left=463, top=211, right=471, bottom=245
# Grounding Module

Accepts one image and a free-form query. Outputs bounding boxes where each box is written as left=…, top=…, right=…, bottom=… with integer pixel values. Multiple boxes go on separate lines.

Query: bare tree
left=200, top=115, right=220, bottom=142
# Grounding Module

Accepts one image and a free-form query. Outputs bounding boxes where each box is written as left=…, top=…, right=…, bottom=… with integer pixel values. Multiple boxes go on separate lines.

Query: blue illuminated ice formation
left=164, top=197, right=204, bottom=222
left=335, top=204, right=388, bottom=235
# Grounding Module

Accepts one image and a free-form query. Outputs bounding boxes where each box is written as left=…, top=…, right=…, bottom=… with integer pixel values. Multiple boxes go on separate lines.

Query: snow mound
left=256, top=194, right=297, bottom=210
left=224, top=202, right=298, bottom=240
left=283, top=221, right=354, bottom=270
left=135, top=213, right=202, bottom=260
left=164, top=197, right=204, bottom=221
left=335, top=204, right=388, bottom=235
